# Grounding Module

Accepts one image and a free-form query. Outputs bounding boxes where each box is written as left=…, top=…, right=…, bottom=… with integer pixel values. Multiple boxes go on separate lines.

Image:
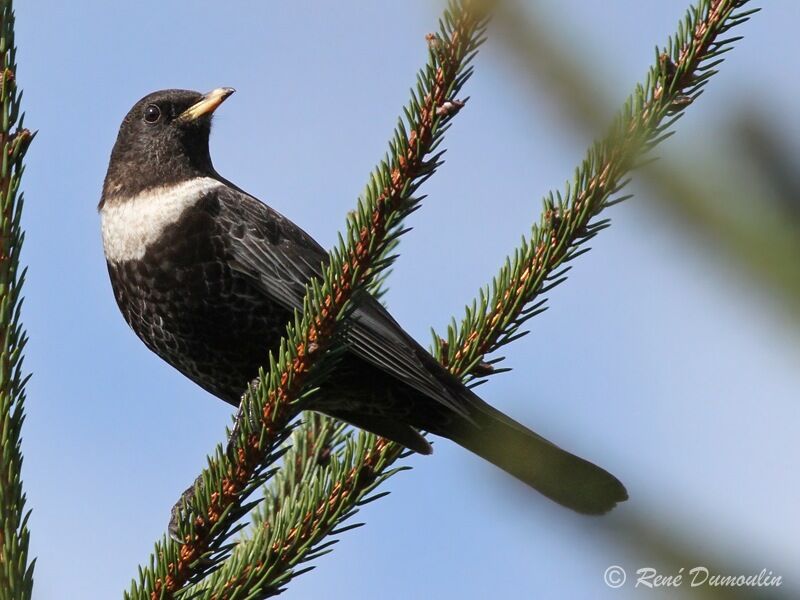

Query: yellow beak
left=178, top=87, right=235, bottom=121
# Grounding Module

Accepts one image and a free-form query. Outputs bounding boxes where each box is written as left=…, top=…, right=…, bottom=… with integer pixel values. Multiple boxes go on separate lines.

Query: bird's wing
left=215, top=186, right=469, bottom=417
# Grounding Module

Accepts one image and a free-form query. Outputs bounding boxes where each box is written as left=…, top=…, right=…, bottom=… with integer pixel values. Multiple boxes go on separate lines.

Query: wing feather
left=215, top=186, right=469, bottom=417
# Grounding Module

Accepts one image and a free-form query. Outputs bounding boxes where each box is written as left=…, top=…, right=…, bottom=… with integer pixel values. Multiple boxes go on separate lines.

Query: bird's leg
left=225, top=379, right=263, bottom=453
left=168, top=478, right=202, bottom=542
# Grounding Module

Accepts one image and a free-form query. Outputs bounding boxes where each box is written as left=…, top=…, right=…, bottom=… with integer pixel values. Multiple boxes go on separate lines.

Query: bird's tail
left=441, top=401, right=627, bottom=514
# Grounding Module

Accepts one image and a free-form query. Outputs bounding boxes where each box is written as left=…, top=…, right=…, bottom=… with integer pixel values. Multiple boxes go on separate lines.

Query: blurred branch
left=733, top=109, right=800, bottom=222
left=493, top=0, right=800, bottom=320
left=0, top=1, right=35, bottom=599
left=609, top=514, right=795, bottom=599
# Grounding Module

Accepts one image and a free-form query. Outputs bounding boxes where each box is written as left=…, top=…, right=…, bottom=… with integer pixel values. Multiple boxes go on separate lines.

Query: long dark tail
left=442, top=402, right=628, bottom=515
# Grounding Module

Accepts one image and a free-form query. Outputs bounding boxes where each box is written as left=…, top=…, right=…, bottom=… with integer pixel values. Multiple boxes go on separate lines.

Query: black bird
left=99, top=88, right=627, bottom=515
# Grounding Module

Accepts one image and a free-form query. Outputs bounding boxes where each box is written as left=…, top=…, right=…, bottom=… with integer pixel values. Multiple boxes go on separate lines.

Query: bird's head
left=101, top=88, right=235, bottom=204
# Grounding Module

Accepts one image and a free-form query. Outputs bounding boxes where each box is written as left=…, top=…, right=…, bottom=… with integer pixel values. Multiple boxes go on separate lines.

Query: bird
left=99, top=88, right=627, bottom=515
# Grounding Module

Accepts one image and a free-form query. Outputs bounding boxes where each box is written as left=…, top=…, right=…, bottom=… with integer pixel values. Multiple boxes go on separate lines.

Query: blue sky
left=13, top=1, right=799, bottom=598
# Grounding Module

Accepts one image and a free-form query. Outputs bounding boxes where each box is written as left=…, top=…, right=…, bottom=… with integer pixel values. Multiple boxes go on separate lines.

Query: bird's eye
left=144, top=104, right=161, bottom=123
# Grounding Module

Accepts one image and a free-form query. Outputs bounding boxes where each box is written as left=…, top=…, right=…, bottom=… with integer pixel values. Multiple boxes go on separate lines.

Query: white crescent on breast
left=100, top=177, right=224, bottom=263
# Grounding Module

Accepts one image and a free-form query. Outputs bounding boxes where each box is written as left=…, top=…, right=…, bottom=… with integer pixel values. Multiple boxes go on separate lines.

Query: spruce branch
left=0, top=1, right=34, bottom=599
left=435, top=0, right=759, bottom=377
left=191, top=417, right=408, bottom=599
left=496, top=1, right=800, bottom=325
left=126, top=3, right=488, bottom=599
left=195, top=2, right=757, bottom=598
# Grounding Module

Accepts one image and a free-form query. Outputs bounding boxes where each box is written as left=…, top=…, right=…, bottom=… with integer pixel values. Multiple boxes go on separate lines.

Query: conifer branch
left=0, top=1, right=34, bottom=598
left=435, top=0, right=758, bottom=377
left=192, top=2, right=756, bottom=598
left=497, top=0, right=800, bottom=323
left=191, top=416, right=406, bottom=599
left=126, top=3, right=488, bottom=598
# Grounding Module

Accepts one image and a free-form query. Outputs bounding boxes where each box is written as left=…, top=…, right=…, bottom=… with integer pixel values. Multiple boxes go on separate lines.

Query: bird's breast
left=100, top=177, right=225, bottom=263
left=102, top=185, right=292, bottom=403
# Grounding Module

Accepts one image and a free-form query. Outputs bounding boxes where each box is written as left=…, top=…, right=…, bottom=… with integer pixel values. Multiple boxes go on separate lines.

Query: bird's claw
left=168, top=478, right=202, bottom=543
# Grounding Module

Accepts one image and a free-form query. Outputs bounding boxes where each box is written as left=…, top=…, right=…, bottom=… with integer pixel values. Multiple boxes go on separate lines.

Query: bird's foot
left=224, top=380, right=264, bottom=453
left=168, top=475, right=203, bottom=543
